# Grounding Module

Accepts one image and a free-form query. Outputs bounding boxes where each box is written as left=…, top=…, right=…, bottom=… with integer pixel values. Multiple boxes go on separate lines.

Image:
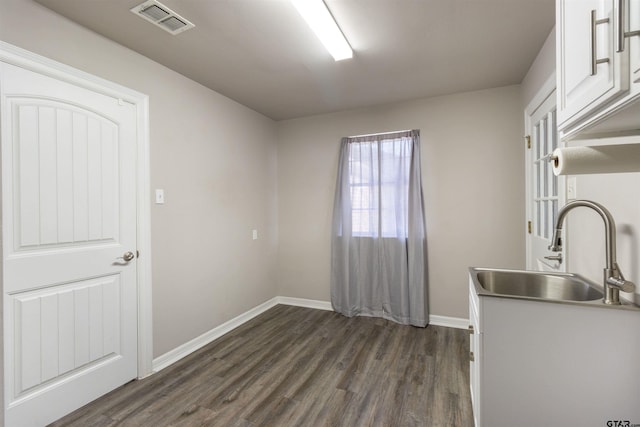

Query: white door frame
left=0, top=42, right=154, bottom=380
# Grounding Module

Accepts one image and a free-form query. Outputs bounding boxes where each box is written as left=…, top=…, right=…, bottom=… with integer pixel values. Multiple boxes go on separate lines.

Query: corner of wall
left=521, top=26, right=556, bottom=109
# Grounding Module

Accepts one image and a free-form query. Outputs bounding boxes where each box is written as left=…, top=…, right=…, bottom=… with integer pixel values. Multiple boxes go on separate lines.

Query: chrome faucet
left=548, top=200, right=635, bottom=305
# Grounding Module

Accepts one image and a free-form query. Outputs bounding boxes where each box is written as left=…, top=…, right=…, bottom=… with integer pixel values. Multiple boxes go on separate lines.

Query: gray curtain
left=330, top=130, right=428, bottom=327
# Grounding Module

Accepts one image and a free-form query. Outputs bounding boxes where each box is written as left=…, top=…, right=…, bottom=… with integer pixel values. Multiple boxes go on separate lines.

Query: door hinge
left=527, top=221, right=532, bottom=234
left=525, top=135, right=531, bottom=149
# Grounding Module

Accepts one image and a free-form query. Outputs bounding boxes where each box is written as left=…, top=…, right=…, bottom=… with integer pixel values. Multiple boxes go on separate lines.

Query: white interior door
left=1, top=61, right=138, bottom=426
left=526, top=90, right=566, bottom=272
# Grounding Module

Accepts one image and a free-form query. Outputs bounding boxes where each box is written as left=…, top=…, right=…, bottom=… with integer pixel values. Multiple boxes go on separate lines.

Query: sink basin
left=474, top=269, right=603, bottom=302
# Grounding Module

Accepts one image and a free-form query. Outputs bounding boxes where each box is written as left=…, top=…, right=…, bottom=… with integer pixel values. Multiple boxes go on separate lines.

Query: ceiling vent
left=130, top=0, right=195, bottom=35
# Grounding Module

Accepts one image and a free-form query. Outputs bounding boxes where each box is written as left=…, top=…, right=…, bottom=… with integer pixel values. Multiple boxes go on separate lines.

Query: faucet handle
left=607, top=276, right=636, bottom=293
left=608, top=264, right=636, bottom=293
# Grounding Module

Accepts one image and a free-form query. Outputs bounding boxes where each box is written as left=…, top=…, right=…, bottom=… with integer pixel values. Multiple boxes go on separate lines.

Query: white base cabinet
left=468, top=280, right=481, bottom=427
left=469, top=276, right=640, bottom=427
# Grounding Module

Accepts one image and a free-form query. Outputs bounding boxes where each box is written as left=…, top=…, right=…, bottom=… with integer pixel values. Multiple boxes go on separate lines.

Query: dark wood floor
left=50, top=305, right=473, bottom=427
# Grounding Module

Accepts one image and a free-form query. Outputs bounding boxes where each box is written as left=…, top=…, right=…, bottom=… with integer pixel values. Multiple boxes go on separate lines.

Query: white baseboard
left=429, top=314, right=470, bottom=330
left=152, top=297, right=279, bottom=372
left=276, top=296, right=333, bottom=311
left=152, top=296, right=468, bottom=373
left=278, top=297, right=469, bottom=329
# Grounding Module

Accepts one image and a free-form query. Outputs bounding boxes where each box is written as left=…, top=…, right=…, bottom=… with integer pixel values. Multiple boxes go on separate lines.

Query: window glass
left=348, top=136, right=412, bottom=238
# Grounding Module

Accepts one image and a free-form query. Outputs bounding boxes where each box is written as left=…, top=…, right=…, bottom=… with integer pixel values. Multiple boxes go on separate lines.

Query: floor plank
left=49, top=305, right=473, bottom=427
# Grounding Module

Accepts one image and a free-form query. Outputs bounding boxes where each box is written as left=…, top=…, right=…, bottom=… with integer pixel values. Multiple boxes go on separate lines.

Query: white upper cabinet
left=557, top=0, right=640, bottom=138
left=632, top=0, right=640, bottom=83
left=557, top=0, right=628, bottom=131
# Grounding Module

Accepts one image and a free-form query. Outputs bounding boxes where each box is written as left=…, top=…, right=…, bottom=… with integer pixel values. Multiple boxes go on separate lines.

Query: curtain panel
left=330, top=130, right=428, bottom=327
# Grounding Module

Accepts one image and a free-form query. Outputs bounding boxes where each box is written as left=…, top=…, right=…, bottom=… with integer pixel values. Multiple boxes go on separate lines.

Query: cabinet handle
left=470, top=351, right=475, bottom=362
left=616, top=0, right=640, bottom=53
left=591, top=9, right=611, bottom=76
left=616, top=0, right=625, bottom=52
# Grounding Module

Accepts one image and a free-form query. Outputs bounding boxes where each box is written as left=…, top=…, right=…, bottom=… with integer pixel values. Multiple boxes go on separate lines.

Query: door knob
left=122, top=251, right=135, bottom=262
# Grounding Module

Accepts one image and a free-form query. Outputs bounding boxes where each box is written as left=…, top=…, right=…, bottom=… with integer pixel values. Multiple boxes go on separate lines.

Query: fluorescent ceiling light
left=291, top=0, right=353, bottom=61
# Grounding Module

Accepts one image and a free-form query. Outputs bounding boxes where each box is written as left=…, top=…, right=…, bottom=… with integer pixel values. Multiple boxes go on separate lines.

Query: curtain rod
left=347, top=129, right=414, bottom=138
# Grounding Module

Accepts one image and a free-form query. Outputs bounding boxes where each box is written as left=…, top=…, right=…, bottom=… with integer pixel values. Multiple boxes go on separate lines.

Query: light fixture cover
left=131, top=0, right=195, bottom=35
left=291, top=0, right=353, bottom=61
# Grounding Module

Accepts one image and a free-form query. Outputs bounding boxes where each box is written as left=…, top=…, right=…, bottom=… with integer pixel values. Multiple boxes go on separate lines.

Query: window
left=347, top=132, right=413, bottom=238
left=331, top=128, right=428, bottom=326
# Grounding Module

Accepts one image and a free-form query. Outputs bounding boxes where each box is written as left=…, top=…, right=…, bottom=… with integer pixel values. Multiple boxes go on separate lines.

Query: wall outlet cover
left=567, top=177, right=577, bottom=199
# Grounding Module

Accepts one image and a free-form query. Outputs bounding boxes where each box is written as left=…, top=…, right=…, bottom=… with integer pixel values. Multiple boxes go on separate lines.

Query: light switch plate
left=252, top=229, right=258, bottom=240
left=155, top=189, right=165, bottom=204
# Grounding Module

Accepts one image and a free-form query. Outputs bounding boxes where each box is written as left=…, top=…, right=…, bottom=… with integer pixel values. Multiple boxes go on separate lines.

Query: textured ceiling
left=35, top=0, right=555, bottom=120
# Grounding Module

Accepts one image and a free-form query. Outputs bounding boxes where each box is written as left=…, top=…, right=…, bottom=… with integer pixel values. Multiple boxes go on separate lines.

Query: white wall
left=521, top=27, right=556, bottom=109
left=0, top=0, right=279, bottom=357
left=565, top=136, right=640, bottom=305
left=276, top=85, right=525, bottom=319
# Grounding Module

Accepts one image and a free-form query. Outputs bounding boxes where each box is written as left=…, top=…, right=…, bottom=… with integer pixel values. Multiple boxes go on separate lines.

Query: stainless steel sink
left=473, top=269, right=603, bottom=302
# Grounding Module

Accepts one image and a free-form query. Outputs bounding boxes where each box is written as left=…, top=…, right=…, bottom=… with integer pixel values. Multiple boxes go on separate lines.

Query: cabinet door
left=468, top=280, right=481, bottom=427
left=557, top=0, right=629, bottom=128
left=631, top=0, right=640, bottom=84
